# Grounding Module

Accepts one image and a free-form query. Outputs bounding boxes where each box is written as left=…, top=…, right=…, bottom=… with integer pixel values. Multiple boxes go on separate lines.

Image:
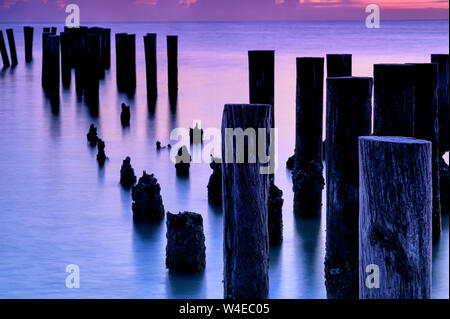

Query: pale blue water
left=0, top=20, right=448, bottom=299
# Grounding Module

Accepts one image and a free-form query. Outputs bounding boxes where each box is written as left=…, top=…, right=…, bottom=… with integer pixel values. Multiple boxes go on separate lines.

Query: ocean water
left=0, top=20, right=448, bottom=299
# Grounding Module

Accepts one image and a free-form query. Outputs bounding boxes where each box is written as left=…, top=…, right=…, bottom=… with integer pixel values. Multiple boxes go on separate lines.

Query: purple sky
left=0, top=0, right=448, bottom=22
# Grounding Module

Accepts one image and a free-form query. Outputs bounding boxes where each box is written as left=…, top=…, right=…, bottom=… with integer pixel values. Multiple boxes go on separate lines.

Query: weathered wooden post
left=167, top=35, right=178, bottom=105
left=41, top=31, right=50, bottom=92
left=144, top=33, right=157, bottom=103
left=84, top=32, right=100, bottom=107
left=325, top=77, right=372, bottom=299
left=411, top=63, right=441, bottom=240
left=74, top=28, right=86, bottom=97
left=47, top=35, right=60, bottom=103
left=0, top=30, right=10, bottom=68
left=326, top=54, right=352, bottom=77
left=115, top=33, right=126, bottom=91
left=50, top=27, right=57, bottom=35
left=126, top=34, right=136, bottom=94
left=222, top=104, right=271, bottom=299
left=292, top=57, right=324, bottom=217
left=104, top=28, right=111, bottom=70
left=60, top=32, right=71, bottom=88
left=359, top=136, right=432, bottom=299
left=431, top=54, right=449, bottom=156
left=373, top=64, right=415, bottom=136
left=115, top=33, right=136, bottom=94
left=24, top=26, right=33, bottom=63
left=6, top=29, right=18, bottom=66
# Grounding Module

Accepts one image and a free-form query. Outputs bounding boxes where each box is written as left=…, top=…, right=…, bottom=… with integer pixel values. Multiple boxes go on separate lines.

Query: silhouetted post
left=292, top=57, right=324, bottom=217
left=50, top=27, right=57, bottom=35
left=41, top=31, right=50, bottom=92
left=74, top=28, right=86, bottom=97
left=431, top=54, right=449, bottom=156
left=104, top=28, right=111, bottom=69
left=60, top=32, right=71, bottom=88
left=326, top=54, right=351, bottom=77
left=144, top=33, right=157, bottom=103
left=5, top=29, right=17, bottom=66
left=167, top=35, right=178, bottom=105
left=411, top=63, right=441, bottom=240
left=374, top=64, right=415, bottom=136
left=43, top=27, right=50, bottom=33
left=359, top=136, right=432, bottom=299
left=115, top=33, right=126, bottom=91
left=47, top=35, right=60, bottom=102
left=222, top=104, right=271, bottom=299
left=84, top=33, right=100, bottom=107
left=126, top=34, right=136, bottom=94
left=0, top=30, right=10, bottom=68
left=24, top=26, right=33, bottom=62
left=115, top=33, right=136, bottom=94
left=325, top=77, right=372, bottom=299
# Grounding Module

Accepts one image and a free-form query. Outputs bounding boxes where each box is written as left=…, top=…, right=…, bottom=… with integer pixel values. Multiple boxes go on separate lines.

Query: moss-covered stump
left=268, top=182, right=283, bottom=245
left=292, top=159, right=324, bottom=217
left=86, top=124, right=98, bottom=146
left=175, top=146, right=191, bottom=176
left=132, top=171, right=165, bottom=222
left=166, top=211, right=206, bottom=273
left=120, top=157, right=136, bottom=188
left=207, top=158, right=222, bottom=205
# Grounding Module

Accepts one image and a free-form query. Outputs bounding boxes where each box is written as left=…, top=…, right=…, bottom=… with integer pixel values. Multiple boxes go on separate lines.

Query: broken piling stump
left=325, top=77, right=372, bottom=299
left=222, top=103, right=271, bottom=299
left=120, top=157, right=137, bottom=188
left=359, top=136, right=432, bottom=299
left=0, top=30, right=10, bottom=68
left=120, top=103, right=131, bottom=127
left=86, top=124, right=99, bottom=146
left=6, top=29, right=18, bottom=66
left=292, top=57, right=324, bottom=217
left=207, top=157, right=222, bottom=205
left=189, top=123, right=204, bottom=144
left=132, top=171, right=165, bottom=222
left=166, top=211, right=206, bottom=273
left=175, top=146, right=191, bottom=176
left=24, top=26, right=33, bottom=63
left=96, top=139, right=106, bottom=166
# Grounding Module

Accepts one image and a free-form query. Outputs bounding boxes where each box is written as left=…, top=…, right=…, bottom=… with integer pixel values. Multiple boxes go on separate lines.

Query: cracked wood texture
left=222, top=104, right=271, bottom=299
left=325, top=77, right=372, bottom=299
left=359, top=136, right=432, bottom=299
left=431, top=54, right=449, bottom=156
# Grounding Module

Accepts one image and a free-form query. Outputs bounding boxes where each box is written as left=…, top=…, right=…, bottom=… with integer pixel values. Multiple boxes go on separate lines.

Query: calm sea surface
left=0, top=20, right=448, bottom=298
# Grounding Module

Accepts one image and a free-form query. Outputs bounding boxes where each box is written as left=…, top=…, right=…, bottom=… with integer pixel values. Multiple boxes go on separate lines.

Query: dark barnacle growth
left=207, top=156, right=222, bottom=205
left=120, top=157, right=137, bottom=188
left=120, top=103, right=131, bottom=127
left=132, top=171, right=165, bottom=222
left=175, top=146, right=191, bottom=176
left=166, top=211, right=206, bottom=273
left=189, top=123, right=204, bottom=144
left=86, top=124, right=99, bottom=146
left=96, top=139, right=107, bottom=166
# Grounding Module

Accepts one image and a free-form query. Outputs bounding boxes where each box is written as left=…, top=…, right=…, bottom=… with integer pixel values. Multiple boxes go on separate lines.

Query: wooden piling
left=104, top=28, right=111, bottom=70
left=24, top=26, right=33, bottom=63
left=5, top=29, right=17, bottom=66
left=115, top=33, right=136, bottom=94
left=144, top=33, right=157, bottom=103
left=60, top=32, right=71, bottom=88
left=115, top=33, right=126, bottom=91
left=41, top=31, right=50, bottom=92
left=167, top=35, right=178, bottom=104
left=410, top=63, right=441, bottom=240
left=47, top=35, right=60, bottom=101
left=373, top=64, right=415, bottom=136
left=326, top=54, right=351, bottom=77
left=73, top=28, right=86, bottom=97
left=84, top=33, right=100, bottom=107
left=359, top=136, right=432, bottom=299
left=222, top=104, right=271, bottom=299
left=431, top=54, right=449, bottom=156
left=0, top=30, right=10, bottom=68
left=292, top=57, right=324, bottom=217
left=325, top=77, right=372, bottom=299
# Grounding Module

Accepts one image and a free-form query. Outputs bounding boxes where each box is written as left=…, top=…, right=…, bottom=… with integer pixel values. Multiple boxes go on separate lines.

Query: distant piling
left=431, top=54, right=449, bottom=156
left=6, top=29, right=18, bottom=66
left=411, top=63, right=441, bottom=240
left=0, top=30, right=10, bottom=68
left=104, top=28, right=111, bottom=70
left=73, top=27, right=86, bottom=97
left=292, top=57, right=324, bottom=217
left=326, top=54, right=352, bottom=77
left=167, top=35, right=178, bottom=105
left=41, top=31, right=51, bottom=92
left=24, top=26, right=33, bottom=63
left=47, top=35, right=60, bottom=103
left=60, top=32, right=71, bottom=88
left=325, top=77, right=372, bottom=299
left=222, top=104, right=271, bottom=299
left=115, top=33, right=136, bottom=94
left=84, top=32, right=100, bottom=107
left=373, top=64, right=415, bottom=136
left=144, top=33, right=158, bottom=104
left=359, top=136, right=432, bottom=299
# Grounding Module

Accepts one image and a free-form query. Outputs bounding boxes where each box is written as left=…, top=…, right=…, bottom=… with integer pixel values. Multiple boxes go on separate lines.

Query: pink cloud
left=179, top=0, right=197, bottom=7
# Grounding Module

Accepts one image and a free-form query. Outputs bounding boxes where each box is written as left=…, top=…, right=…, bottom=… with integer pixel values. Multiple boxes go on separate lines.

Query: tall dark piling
left=24, top=26, right=33, bottom=62
left=104, top=28, right=111, bottom=69
left=84, top=32, right=100, bottom=107
left=73, top=27, right=87, bottom=97
left=47, top=35, right=60, bottom=102
left=0, top=30, right=10, bottom=68
left=115, top=33, right=126, bottom=91
left=431, top=54, right=449, bottom=156
left=359, top=136, right=432, bottom=299
left=373, top=64, right=415, bottom=136
left=115, top=33, right=136, bottom=94
left=222, top=104, right=271, bottom=299
left=144, top=33, right=157, bottom=103
left=6, top=29, right=18, bottom=66
left=60, top=32, right=71, bottom=88
left=411, top=63, right=441, bottom=240
left=326, top=54, right=352, bottom=77
left=167, top=35, right=178, bottom=105
left=41, top=31, right=50, bottom=92
left=292, top=57, right=324, bottom=217
left=325, top=77, right=372, bottom=299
